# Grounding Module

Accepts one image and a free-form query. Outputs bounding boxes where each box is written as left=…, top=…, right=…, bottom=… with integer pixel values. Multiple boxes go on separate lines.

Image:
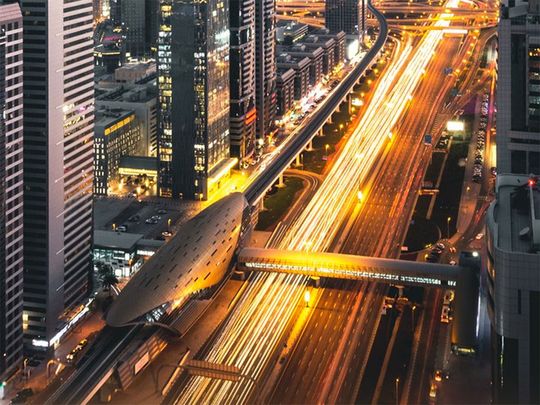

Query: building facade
left=488, top=2, right=540, bottom=403
left=21, top=0, right=94, bottom=348
left=158, top=0, right=232, bottom=200
left=94, top=109, right=142, bottom=196
left=497, top=0, right=540, bottom=174
left=325, top=0, right=366, bottom=37
left=486, top=175, right=540, bottom=404
left=255, top=0, right=277, bottom=141
left=0, top=2, right=24, bottom=379
left=229, top=0, right=257, bottom=163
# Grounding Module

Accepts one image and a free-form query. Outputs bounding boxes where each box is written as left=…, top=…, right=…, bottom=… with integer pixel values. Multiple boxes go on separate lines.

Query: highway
left=169, top=1, right=467, bottom=403
left=266, top=12, right=466, bottom=404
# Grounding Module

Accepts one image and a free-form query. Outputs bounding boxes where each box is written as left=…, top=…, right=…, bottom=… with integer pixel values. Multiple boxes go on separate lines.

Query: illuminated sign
left=447, top=120, right=464, bottom=131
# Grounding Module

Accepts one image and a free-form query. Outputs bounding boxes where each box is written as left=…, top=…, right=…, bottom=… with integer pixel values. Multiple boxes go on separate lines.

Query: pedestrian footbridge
left=238, top=247, right=481, bottom=353
left=238, top=247, right=464, bottom=289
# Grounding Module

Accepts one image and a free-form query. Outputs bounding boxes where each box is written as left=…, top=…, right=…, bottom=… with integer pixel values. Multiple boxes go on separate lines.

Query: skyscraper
left=121, top=0, right=146, bottom=59
left=158, top=0, right=232, bottom=200
left=497, top=0, right=540, bottom=174
left=0, top=2, right=24, bottom=378
left=255, top=0, right=277, bottom=140
left=487, top=1, right=540, bottom=403
left=21, top=0, right=94, bottom=348
left=230, top=0, right=257, bottom=163
left=325, top=0, right=367, bottom=37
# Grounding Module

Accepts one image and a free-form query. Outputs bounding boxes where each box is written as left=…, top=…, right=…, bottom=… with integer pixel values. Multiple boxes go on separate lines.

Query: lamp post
left=395, top=377, right=400, bottom=405
left=304, top=290, right=311, bottom=308
left=447, top=216, right=451, bottom=239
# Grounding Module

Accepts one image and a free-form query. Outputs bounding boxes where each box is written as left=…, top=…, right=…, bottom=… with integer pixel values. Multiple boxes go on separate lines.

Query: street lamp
left=447, top=216, right=451, bottom=239
left=304, top=290, right=311, bottom=308
left=325, top=144, right=330, bottom=156
left=357, top=190, right=364, bottom=202
left=395, top=378, right=400, bottom=405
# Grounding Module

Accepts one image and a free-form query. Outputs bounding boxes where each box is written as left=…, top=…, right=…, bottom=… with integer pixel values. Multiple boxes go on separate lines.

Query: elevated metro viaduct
left=237, top=247, right=481, bottom=352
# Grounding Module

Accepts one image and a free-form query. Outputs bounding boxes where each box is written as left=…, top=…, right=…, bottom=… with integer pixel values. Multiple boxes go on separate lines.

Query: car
left=491, top=167, right=497, bottom=176
left=429, top=383, right=438, bottom=399
left=436, top=242, right=446, bottom=250
left=432, top=247, right=443, bottom=255
left=444, top=290, right=455, bottom=303
left=427, top=254, right=438, bottom=263
left=117, top=225, right=127, bottom=232
left=145, top=218, right=157, bottom=224
left=449, top=260, right=457, bottom=266
left=476, top=233, right=484, bottom=240
left=162, top=231, right=172, bottom=238
left=434, top=370, right=443, bottom=382
left=128, top=215, right=140, bottom=222
left=157, top=209, right=167, bottom=215
left=441, top=306, right=450, bottom=323
left=10, top=389, right=34, bottom=405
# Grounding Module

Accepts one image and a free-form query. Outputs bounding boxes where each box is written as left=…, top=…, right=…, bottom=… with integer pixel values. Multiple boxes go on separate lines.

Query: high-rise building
left=325, top=0, right=367, bottom=37
left=121, top=0, right=146, bottom=59
left=0, top=2, right=24, bottom=378
left=255, top=0, right=277, bottom=140
left=487, top=1, right=540, bottom=403
left=158, top=0, right=233, bottom=200
left=21, top=0, right=94, bottom=348
left=486, top=174, right=540, bottom=404
left=497, top=0, right=540, bottom=174
left=229, top=0, right=257, bottom=163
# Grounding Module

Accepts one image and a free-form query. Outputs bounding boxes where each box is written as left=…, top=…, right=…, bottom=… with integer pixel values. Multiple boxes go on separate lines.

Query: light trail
left=175, top=4, right=457, bottom=404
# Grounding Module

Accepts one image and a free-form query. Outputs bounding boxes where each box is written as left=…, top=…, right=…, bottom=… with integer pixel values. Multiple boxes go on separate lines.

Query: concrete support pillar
left=317, top=127, right=324, bottom=137
left=347, top=94, right=353, bottom=114
left=295, top=153, right=302, bottom=167
left=259, top=195, right=266, bottom=211
left=306, top=139, right=313, bottom=151
left=277, top=174, right=285, bottom=188
left=327, top=114, right=333, bottom=124
left=311, top=276, right=321, bottom=288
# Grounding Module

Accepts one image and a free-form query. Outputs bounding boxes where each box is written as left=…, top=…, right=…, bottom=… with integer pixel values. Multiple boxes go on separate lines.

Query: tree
left=101, top=273, right=119, bottom=296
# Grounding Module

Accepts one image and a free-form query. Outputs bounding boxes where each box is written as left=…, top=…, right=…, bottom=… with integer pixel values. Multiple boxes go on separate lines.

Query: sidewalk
left=1, top=310, right=105, bottom=405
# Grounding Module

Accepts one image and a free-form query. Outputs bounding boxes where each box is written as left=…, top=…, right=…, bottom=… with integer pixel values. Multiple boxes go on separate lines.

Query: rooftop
left=94, top=230, right=144, bottom=251
left=95, top=109, right=135, bottom=133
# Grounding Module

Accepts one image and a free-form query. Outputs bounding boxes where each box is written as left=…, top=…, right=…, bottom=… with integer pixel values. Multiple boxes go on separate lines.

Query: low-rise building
left=94, top=109, right=142, bottom=195
left=96, top=82, right=158, bottom=156
left=277, top=44, right=324, bottom=86
left=277, top=54, right=311, bottom=100
left=276, top=20, right=309, bottom=44
left=93, top=230, right=164, bottom=278
left=309, top=28, right=346, bottom=64
left=114, top=61, right=157, bottom=83
left=301, top=34, right=336, bottom=75
left=276, top=68, right=296, bottom=117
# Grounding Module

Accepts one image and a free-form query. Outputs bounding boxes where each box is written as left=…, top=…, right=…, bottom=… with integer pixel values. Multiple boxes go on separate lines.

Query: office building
left=487, top=2, right=540, bottom=403
left=255, top=0, right=277, bottom=140
left=497, top=0, right=540, bottom=175
left=120, top=0, right=146, bottom=59
left=96, top=81, right=158, bottom=156
left=158, top=0, right=234, bottom=200
left=21, top=0, right=94, bottom=348
left=94, top=109, right=142, bottom=195
left=230, top=0, right=257, bottom=163
left=486, top=174, right=540, bottom=404
left=0, top=2, right=24, bottom=379
left=325, top=0, right=366, bottom=38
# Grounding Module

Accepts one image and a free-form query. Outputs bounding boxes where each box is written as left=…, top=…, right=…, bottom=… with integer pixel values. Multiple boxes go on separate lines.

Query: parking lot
left=94, top=196, right=196, bottom=240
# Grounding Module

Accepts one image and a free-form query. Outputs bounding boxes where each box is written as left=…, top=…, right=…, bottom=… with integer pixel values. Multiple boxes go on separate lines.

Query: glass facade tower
left=158, top=0, right=230, bottom=200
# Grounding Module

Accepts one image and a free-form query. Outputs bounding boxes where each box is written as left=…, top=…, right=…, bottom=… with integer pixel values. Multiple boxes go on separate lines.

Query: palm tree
left=101, top=273, right=119, bottom=296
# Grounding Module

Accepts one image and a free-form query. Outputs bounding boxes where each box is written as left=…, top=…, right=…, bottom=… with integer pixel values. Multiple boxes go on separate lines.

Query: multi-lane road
left=168, top=2, right=473, bottom=404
